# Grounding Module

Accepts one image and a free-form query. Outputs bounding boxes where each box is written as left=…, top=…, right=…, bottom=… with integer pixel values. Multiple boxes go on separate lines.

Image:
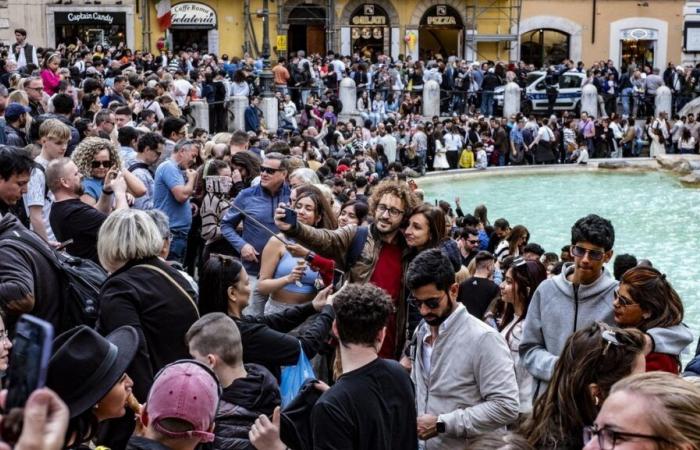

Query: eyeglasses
left=260, top=166, right=282, bottom=174
left=583, top=424, right=670, bottom=449
left=376, top=203, right=405, bottom=218
left=91, top=160, right=112, bottom=168
left=570, top=245, right=606, bottom=261
left=613, top=289, right=637, bottom=308
left=466, top=239, right=480, bottom=245
left=408, top=292, right=446, bottom=309
left=27, top=86, right=43, bottom=91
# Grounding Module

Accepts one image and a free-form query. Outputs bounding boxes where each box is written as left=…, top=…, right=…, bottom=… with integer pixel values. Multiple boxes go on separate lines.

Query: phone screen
left=5, top=316, right=54, bottom=410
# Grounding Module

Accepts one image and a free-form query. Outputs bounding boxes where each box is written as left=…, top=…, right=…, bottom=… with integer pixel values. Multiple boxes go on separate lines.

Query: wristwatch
left=436, top=418, right=446, bottom=434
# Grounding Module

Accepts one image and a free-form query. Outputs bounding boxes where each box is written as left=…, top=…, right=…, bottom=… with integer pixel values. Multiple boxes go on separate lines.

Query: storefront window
left=54, top=12, right=127, bottom=48
left=520, top=29, right=570, bottom=68
left=621, top=39, right=654, bottom=71
left=350, top=4, right=389, bottom=61
left=419, top=5, right=464, bottom=60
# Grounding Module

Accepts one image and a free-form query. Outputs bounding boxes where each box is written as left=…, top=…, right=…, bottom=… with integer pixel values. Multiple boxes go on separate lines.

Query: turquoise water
left=422, top=171, right=700, bottom=357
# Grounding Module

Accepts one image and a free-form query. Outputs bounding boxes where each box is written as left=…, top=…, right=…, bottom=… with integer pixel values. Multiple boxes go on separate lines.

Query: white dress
left=433, top=139, right=450, bottom=170
left=649, top=133, right=666, bottom=158
left=501, top=317, right=533, bottom=413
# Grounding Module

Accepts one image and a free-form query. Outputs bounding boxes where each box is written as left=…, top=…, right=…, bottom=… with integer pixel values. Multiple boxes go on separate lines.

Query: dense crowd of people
left=0, top=28, right=700, bottom=450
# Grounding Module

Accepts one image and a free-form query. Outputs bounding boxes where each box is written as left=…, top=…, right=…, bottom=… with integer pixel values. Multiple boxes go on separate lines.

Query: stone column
left=261, top=96, right=279, bottom=134
left=339, top=77, right=358, bottom=117
left=581, top=84, right=599, bottom=118
left=423, top=80, right=440, bottom=118
left=189, top=101, right=209, bottom=133
left=655, top=86, right=672, bottom=118
left=232, top=96, right=248, bottom=132
left=503, top=82, right=521, bottom=118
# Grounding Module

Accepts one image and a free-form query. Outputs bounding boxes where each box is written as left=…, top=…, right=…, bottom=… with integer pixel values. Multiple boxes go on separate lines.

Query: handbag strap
left=135, top=264, right=199, bottom=318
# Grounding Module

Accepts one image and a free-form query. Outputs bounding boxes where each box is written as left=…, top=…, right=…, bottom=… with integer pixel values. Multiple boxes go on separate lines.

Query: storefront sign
left=426, top=16, right=456, bottom=25
left=421, top=5, right=461, bottom=27
left=171, top=2, right=217, bottom=29
left=54, top=11, right=126, bottom=26
left=352, top=15, right=386, bottom=26
left=621, top=28, right=658, bottom=41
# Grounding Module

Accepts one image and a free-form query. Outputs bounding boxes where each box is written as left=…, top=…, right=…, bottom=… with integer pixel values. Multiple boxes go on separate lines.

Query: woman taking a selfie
left=256, top=184, right=337, bottom=315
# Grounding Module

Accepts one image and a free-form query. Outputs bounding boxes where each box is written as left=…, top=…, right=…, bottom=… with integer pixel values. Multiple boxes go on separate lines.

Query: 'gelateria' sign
left=171, top=2, right=217, bottom=29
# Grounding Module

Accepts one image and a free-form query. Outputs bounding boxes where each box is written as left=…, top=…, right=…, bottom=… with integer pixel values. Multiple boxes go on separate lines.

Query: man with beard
left=4, top=103, right=30, bottom=147
left=406, top=249, right=519, bottom=449
left=153, top=139, right=198, bottom=263
left=275, top=179, right=419, bottom=360
left=47, top=157, right=128, bottom=263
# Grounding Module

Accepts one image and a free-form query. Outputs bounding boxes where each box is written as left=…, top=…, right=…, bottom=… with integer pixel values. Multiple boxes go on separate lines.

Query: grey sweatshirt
left=519, top=263, right=694, bottom=398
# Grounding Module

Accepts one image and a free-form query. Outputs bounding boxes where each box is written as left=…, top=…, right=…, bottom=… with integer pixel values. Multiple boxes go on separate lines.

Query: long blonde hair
left=611, top=372, right=700, bottom=450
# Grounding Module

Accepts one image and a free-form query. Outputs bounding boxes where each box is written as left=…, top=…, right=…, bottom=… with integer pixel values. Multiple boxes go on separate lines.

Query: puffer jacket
left=284, top=223, right=412, bottom=359
left=213, top=363, right=280, bottom=450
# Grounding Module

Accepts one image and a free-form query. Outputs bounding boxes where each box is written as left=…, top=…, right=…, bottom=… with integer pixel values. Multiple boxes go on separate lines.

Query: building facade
left=0, top=0, right=693, bottom=71
left=515, top=0, right=687, bottom=70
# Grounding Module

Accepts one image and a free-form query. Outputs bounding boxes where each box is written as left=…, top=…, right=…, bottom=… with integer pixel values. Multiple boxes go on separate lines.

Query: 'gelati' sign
left=171, top=2, right=217, bottom=29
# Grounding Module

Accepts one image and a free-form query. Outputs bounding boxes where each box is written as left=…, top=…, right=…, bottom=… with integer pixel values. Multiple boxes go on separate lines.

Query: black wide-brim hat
left=47, top=325, right=139, bottom=418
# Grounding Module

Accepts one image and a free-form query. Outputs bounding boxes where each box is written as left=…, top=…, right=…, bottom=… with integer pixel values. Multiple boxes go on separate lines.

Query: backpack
left=3, top=230, right=106, bottom=332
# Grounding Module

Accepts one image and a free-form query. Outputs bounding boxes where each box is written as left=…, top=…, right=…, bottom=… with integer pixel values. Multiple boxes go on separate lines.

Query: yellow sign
left=276, top=35, right=287, bottom=51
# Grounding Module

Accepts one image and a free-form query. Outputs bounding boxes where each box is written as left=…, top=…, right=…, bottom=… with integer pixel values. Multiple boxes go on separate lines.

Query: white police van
left=494, top=71, right=586, bottom=115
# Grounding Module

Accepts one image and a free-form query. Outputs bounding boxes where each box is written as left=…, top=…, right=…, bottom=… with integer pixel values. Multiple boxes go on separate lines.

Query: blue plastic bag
left=280, top=344, right=316, bottom=407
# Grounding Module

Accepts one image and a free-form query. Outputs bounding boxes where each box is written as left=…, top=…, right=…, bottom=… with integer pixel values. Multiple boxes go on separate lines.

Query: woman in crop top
left=258, top=185, right=338, bottom=315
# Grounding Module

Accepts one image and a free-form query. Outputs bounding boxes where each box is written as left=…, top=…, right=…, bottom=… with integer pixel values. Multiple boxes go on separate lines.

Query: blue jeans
left=621, top=88, right=633, bottom=117
left=168, top=228, right=189, bottom=263
left=481, top=91, right=494, bottom=117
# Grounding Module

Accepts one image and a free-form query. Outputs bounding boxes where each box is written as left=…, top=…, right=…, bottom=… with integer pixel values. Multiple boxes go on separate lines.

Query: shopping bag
left=280, top=344, right=316, bottom=407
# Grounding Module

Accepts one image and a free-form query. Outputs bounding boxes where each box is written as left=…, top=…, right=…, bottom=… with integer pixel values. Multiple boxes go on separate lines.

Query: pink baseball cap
left=146, top=360, right=221, bottom=443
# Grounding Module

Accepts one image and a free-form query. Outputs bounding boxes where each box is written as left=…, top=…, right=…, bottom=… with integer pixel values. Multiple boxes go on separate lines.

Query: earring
left=94, top=403, right=99, bottom=409
left=594, top=396, right=600, bottom=406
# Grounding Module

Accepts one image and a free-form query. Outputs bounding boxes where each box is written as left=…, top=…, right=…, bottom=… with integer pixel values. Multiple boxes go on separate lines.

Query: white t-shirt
left=23, top=155, right=56, bottom=241
left=443, top=132, right=463, bottom=151
left=172, top=79, right=193, bottom=107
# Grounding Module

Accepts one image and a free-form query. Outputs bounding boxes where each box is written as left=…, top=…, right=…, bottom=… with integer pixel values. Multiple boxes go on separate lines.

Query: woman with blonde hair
left=71, top=137, right=146, bottom=208
left=96, top=209, right=199, bottom=441
left=584, top=372, right=700, bottom=449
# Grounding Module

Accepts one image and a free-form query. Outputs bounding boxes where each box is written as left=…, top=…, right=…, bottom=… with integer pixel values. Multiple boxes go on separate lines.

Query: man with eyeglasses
left=24, top=76, right=45, bottom=118
left=520, top=214, right=693, bottom=400
left=275, top=179, right=419, bottom=360
left=222, top=152, right=291, bottom=316
left=129, top=132, right=165, bottom=211
left=456, top=226, right=480, bottom=267
left=406, top=249, right=519, bottom=448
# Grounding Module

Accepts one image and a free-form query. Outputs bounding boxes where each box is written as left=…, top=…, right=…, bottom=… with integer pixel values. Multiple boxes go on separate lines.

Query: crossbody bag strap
left=134, top=264, right=199, bottom=318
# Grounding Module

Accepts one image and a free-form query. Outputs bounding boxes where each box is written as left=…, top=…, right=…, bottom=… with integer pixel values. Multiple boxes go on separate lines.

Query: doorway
left=172, top=29, right=209, bottom=52
left=419, top=5, right=464, bottom=60
left=287, top=5, right=327, bottom=56
left=621, top=39, right=655, bottom=71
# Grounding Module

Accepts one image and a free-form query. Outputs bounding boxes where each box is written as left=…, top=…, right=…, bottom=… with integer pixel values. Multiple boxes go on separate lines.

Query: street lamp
left=257, top=0, right=274, bottom=97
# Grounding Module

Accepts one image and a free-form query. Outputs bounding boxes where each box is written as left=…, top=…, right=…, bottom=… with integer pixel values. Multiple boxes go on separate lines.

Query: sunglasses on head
left=92, top=160, right=112, bottom=169
left=260, top=166, right=282, bottom=174
left=570, top=245, right=606, bottom=261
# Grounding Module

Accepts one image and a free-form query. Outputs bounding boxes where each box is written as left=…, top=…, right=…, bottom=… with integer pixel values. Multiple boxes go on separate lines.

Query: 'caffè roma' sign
left=171, top=2, right=217, bottom=29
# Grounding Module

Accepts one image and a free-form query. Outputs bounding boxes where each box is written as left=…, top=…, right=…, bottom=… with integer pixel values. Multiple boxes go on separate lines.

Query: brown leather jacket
left=284, top=222, right=412, bottom=359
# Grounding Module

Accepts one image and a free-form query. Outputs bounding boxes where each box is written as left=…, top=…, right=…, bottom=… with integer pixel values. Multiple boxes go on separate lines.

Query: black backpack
left=3, top=230, right=106, bottom=332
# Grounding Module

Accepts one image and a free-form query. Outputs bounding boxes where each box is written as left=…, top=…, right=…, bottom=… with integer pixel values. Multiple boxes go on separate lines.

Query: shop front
left=46, top=6, right=135, bottom=49
left=169, top=2, right=218, bottom=54
left=610, top=18, right=668, bottom=71
left=418, top=5, right=463, bottom=60
left=338, top=1, right=400, bottom=61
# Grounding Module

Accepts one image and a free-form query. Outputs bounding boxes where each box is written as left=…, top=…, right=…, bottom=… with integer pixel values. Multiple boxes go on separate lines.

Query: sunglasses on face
left=92, top=160, right=112, bottom=169
left=570, top=245, right=606, bottom=261
left=409, top=293, right=445, bottom=309
left=613, top=289, right=637, bottom=308
left=260, top=166, right=282, bottom=174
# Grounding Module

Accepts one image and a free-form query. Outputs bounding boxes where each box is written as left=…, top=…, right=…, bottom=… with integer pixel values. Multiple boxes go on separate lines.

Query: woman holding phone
left=257, top=185, right=337, bottom=315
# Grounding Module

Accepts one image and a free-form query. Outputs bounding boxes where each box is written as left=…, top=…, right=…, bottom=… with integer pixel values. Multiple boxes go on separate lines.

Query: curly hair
left=71, top=137, right=122, bottom=178
left=571, top=214, right=615, bottom=251
left=368, top=179, right=419, bottom=220
left=333, top=283, right=395, bottom=347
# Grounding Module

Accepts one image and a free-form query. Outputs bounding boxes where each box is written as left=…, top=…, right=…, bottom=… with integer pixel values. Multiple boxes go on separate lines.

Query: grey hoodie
left=519, top=263, right=694, bottom=398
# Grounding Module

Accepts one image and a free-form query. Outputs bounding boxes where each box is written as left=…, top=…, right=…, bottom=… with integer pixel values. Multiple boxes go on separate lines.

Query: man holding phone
left=221, top=152, right=290, bottom=316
